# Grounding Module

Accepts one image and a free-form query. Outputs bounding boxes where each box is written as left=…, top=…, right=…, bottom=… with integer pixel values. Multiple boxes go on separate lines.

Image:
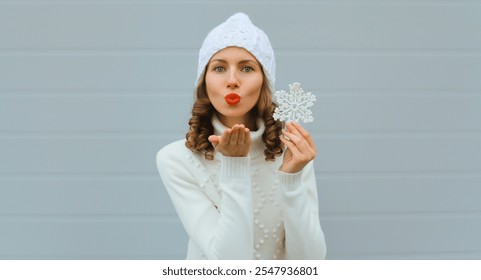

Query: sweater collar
left=212, top=115, right=265, bottom=159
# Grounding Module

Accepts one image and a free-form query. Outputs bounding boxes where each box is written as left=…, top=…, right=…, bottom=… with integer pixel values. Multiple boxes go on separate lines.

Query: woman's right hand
left=208, top=124, right=251, bottom=157
left=279, top=121, right=317, bottom=174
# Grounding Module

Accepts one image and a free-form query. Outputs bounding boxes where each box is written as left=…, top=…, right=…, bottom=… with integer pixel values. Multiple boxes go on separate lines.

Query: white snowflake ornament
left=273, top=82, right=316, bottom=123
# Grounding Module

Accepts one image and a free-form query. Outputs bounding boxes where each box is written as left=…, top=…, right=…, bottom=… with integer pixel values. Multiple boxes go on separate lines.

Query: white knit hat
left=196, top=12, right=276, bottom=91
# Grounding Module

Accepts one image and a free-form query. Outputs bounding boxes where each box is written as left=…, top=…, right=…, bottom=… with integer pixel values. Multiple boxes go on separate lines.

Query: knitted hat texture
left=196, top=12, right=276, bottom=91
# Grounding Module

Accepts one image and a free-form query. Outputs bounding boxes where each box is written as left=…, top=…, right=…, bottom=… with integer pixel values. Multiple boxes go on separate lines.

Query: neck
left=217, top=113, right=258, bottom=130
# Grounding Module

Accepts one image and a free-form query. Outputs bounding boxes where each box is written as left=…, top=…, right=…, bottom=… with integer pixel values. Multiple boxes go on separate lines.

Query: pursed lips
left=225, top=93, right=241, bottom=105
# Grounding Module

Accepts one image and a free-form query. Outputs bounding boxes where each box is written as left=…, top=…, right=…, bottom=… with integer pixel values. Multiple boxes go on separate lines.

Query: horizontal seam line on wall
left=0, top=255, right=184, bottom=259
left=0, top=212, right=481, bottom=221
left=1, top=49, right=481, bottom=55
left=0, top=0, right=480, bottom=6
left=0, top=175, right=161, bottom=180
left=1, top=131, right=481, bottom=138
left=0, top=214, right=179, bottom=220
left=0, top=92, right=192, bottom=97
left=1, top=171, right=481, bottom=179
left=2, top=88, right=481, bottom=92
left=317, top=170, right=481, bottom=177
left=1, top=90, right=480, bottom=97
left=330, top=250, right=481, bottom=258
left=320, top=211, right=481, bottom=219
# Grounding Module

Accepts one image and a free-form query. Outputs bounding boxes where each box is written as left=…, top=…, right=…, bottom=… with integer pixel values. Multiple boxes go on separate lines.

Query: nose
left=226, top=70, right=239, bottom=89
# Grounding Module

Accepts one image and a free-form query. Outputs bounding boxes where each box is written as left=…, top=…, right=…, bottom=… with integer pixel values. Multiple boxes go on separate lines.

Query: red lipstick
left=225, top=93, right=241, bottom=105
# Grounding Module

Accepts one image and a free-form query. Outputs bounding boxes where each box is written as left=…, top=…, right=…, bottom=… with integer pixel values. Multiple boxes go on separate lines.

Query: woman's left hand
left=279, top=122, right=317, bottom=174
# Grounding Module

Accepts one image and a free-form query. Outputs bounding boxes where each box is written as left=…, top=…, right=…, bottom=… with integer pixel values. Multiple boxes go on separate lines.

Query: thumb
left=208, top=135, right=220, bottom=145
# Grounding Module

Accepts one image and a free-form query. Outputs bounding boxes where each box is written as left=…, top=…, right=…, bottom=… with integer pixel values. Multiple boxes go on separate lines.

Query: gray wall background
left=1, top=0, right=480, bottom=259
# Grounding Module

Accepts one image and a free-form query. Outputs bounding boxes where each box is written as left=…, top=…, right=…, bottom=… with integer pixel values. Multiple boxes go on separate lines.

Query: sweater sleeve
left=278, top=161, right=327, bottom=259
left=156, top=145, right=253, bottom=259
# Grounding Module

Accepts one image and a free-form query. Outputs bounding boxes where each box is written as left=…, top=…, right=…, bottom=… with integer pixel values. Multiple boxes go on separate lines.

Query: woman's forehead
left=209, top=47, right=259, bottom=63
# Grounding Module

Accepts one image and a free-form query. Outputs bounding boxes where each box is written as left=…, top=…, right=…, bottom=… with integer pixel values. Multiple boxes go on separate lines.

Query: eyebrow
left=210, top=58, right=259, bottom=65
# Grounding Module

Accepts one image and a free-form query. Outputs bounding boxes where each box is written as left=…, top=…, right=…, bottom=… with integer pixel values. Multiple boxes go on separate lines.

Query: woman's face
left=205, top=47, right=264, bottom=128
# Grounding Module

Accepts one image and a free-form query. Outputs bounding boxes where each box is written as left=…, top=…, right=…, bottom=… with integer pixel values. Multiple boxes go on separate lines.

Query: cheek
left=248, top=76, right=264, bottom=97
left=205, top=76, right=221, bottom=98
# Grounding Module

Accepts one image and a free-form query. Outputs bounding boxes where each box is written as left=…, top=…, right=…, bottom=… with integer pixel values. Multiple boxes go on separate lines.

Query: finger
left=220, top=129, right=232, bottom=145
left=282, top=129, right=303, bottom=148
left=283, top=128, right=315, bottom=158
left=281, top=133, right=316, bottom=164
left=291, top=122, right=316, bottom=150
left=280, top=131, right=299, bottom=153
left=285, top=122, right=316, bottom=156
left=285, top=122, right=303, bottom=138
left=244, top=127, right=251, bottom=146
left=237, top=124, right=246, bottom=143
left=284, top=122, right=304, bottom=147
left=282, top=129, right=297, bottom=142
left=208, top=135, right=219, bottom=144
left=230, top=125, right=239, bottom=144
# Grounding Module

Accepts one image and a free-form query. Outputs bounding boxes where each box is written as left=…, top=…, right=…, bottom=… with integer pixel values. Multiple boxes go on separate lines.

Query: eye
left=242, top=66, right=254, bottom=72
left=213, top=66, right=225, bottom=72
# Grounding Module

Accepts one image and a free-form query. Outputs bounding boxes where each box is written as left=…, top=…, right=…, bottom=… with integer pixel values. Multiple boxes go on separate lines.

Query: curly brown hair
left=185, top=71, right=283, bottom=161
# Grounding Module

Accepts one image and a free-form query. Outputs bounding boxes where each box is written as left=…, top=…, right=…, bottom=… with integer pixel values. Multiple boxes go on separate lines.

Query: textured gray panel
left=318, top=176, right=481, bottom=214
left=1, top=176, right=479, bottom=217
left=1, top=2, right=480, bottom=50
left=1, top=136, right=480, bottom=174
left=0, top=137, right=170, bottom=174
left=0, top=219, right=187, bottom=259
left=0, top=94, right=192, bottom=133
left=276, top=54, right=481, bottom=91
left=321, top=216, right=481, bottom=259
left=2, top=54, right=480, bottom=90
left=316, top=135, right=481, bottom=172
left=0, top=178, right=175, bottom=215
left=0, top=54, right=196, bottom=91
left=1, top=94, right=480, bottom=132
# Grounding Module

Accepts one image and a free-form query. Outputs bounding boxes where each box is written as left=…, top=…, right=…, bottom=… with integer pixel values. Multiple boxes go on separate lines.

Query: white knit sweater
left=156, top=117, right=326, bottom=259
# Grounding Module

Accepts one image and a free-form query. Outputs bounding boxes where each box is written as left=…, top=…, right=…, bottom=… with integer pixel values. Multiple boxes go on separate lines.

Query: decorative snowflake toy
left=273, top=82, right=316, bottom=123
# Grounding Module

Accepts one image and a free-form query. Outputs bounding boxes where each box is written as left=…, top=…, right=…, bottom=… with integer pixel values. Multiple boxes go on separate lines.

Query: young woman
left=156, top=12, right=326, bottom=260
